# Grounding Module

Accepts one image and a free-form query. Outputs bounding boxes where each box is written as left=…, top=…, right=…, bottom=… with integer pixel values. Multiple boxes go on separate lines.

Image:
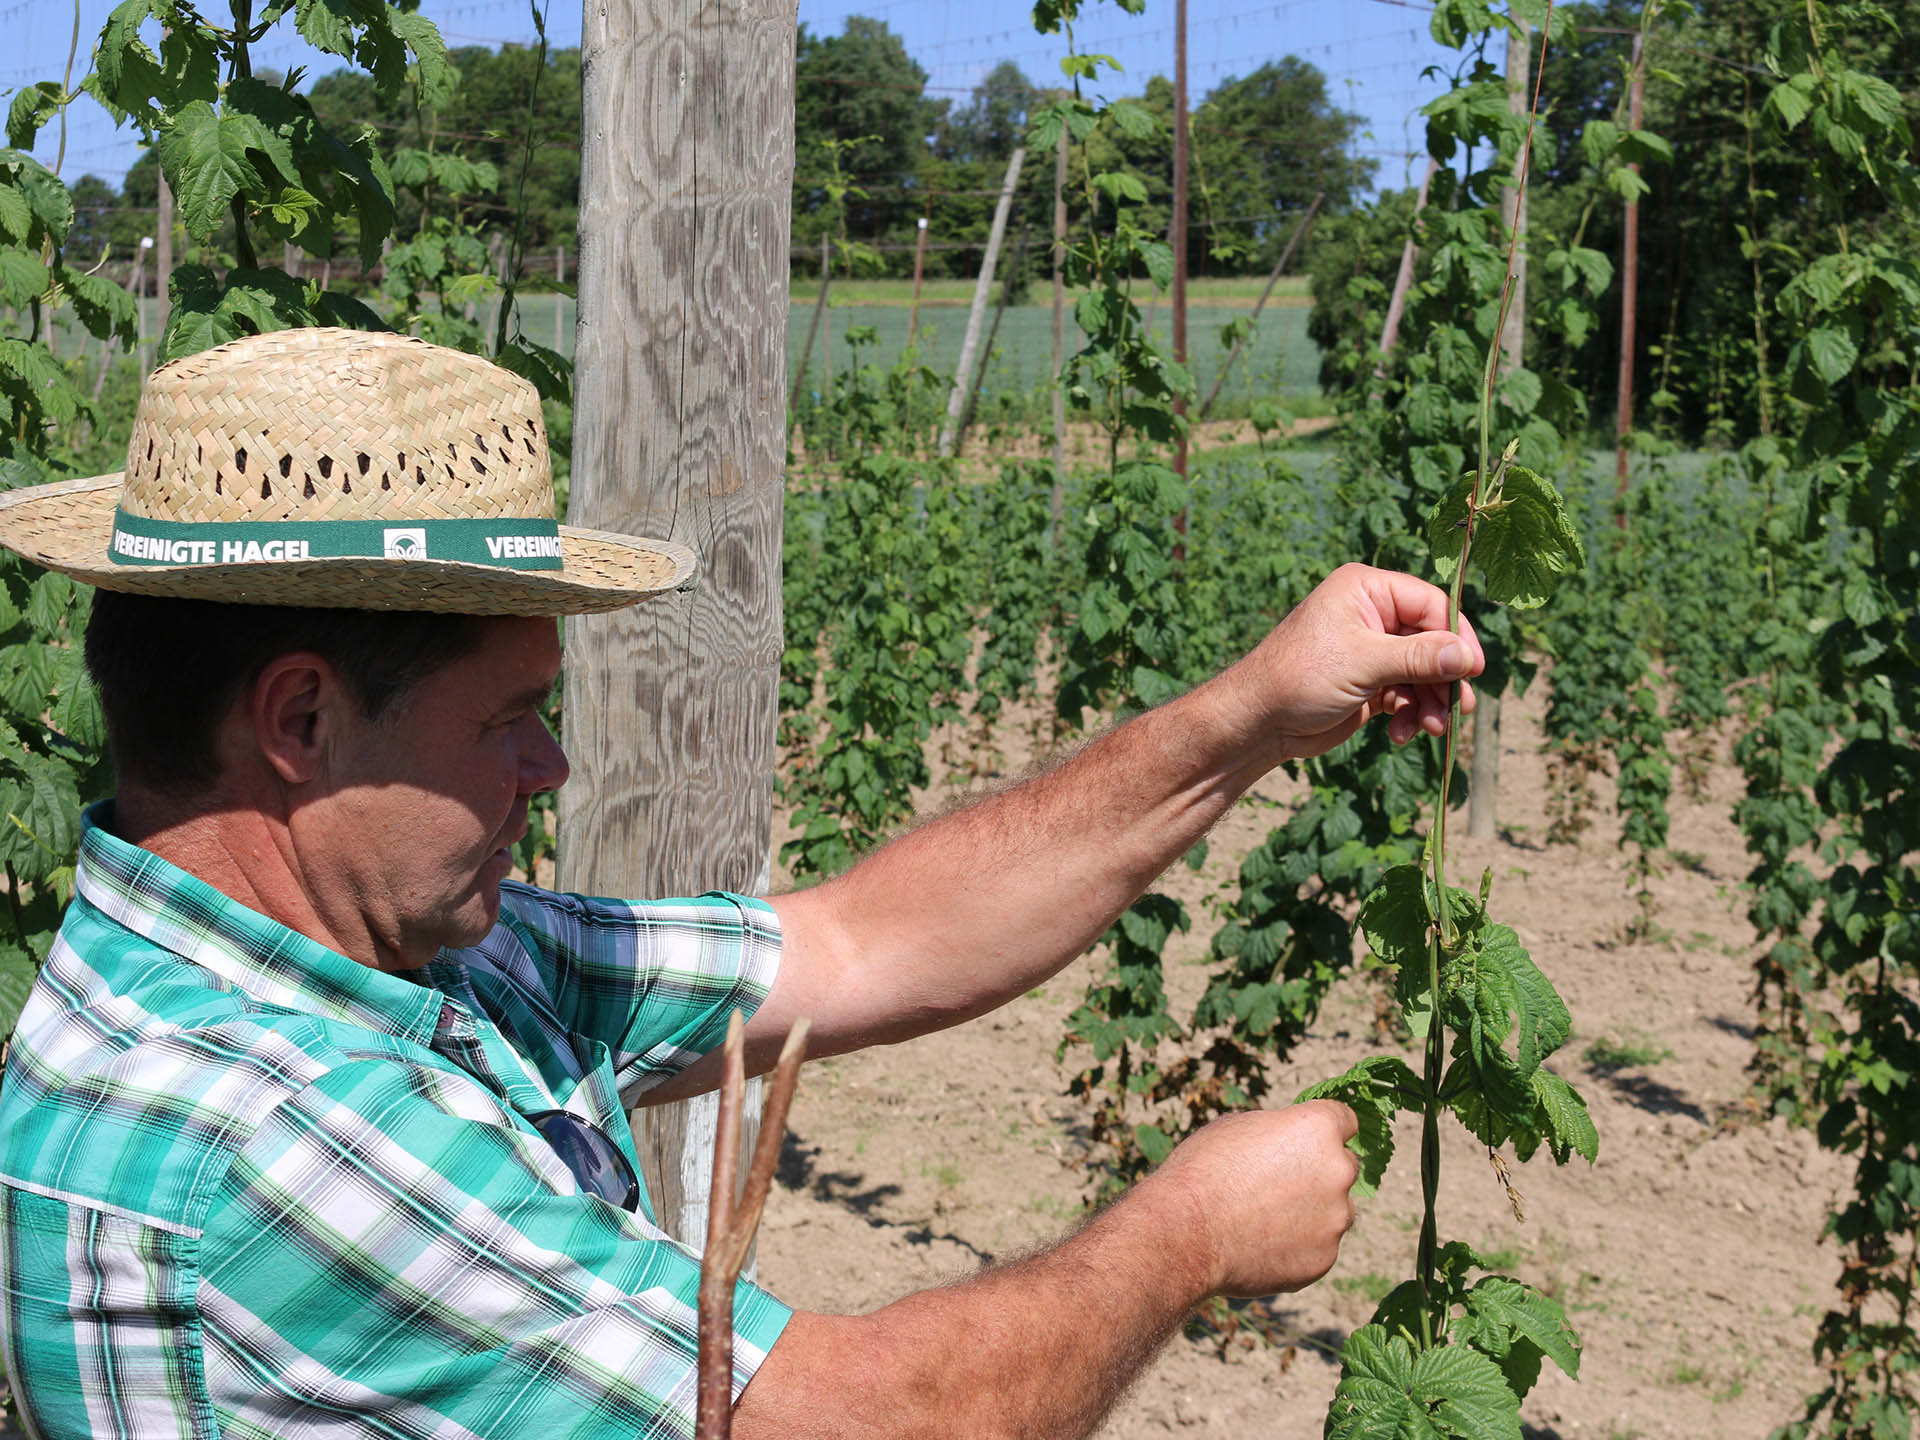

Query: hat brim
left=0, top=474, right=696, bottom=616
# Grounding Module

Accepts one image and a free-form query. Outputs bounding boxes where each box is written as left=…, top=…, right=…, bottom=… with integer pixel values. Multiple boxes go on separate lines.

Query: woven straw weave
left=120, top=328, right=554, bottom=526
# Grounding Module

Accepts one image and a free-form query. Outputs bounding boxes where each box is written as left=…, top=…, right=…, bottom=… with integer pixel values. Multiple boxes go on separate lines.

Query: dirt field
left=758, top=679, right=1846, bottom=1440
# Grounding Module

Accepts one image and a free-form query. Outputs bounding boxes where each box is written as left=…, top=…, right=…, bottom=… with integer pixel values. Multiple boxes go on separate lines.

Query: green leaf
left=1617, top=128, right=1673, bottom=167
left=0, top=755, right=81, bottom=883
left=1359, top=864, right=1481, bottom=970
left=1804, top=326, right=1859, bottom=386
left=1106, top=99, right=1158, bottom=140
left=1425, top=465, right=1584, bottom=611
left=1297, top=1055, right=1422, bottom=1196
left=7, top=82, right=63, bottom=151
left=1767, top=75, right=1815, bottom=130
left=0, top=183, right=30, bottom=244
left=48, top=645, right=104, bottom=754
left=0, top=939, right=37, bottom=1039
left=158, top=100, right=269, bottom=240
left=293, top=0, right=358, bottom=58
left=0, top=249, right=47, bottom=309
left=1091, top=170, right=1149, bottom=205
left=390, top=10, right=455, bottom=108
left=57, top=265, right=138, bottom=345
left=1578, top=118, right=1619, bottom=169
left=1, top=152, right=73, bottom=246
left=1458, top=1276, right=1581, bottom=1395
left=1527, top=1068, right=1598, bottom=1164
left=95, top=0, right=162, bottom=119
left=1132, top=1122, right=1173, bottom=1165
left=1327, top=1326, right=1522, bottom=1440
left=1448, top=921, right=1571, bottom=1101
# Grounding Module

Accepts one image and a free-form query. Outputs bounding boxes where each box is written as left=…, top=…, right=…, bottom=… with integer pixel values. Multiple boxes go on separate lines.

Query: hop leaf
left=1458, top=1276, right=1582, bottom=1398
left=1326, top=1325, right=1522, bottom=1440
left=1297, top=1056, right=1422, bottom=1196
left=1446, top=921, right=1572, bottom=1106
left=1426, top=465, right=1585, bottom=610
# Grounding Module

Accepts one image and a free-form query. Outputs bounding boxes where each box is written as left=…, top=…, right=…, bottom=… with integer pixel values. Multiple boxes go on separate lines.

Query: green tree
left=793, top=17, right=941, bottom=264
left=1192, top=58, right=1374, bottom=270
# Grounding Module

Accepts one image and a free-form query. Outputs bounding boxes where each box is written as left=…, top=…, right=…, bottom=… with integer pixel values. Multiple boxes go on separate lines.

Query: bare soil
left=758, top=678, right=1845, bottom=1440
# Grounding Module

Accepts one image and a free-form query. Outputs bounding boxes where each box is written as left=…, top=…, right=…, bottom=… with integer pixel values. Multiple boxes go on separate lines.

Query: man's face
left=311, top=615, right=568, bottom=966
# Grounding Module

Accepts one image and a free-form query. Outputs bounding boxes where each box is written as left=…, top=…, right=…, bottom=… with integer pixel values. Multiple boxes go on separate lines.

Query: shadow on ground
left=779, top=1128, right=995, bottom=1263
left=1588, top=1064, right=1710, bottom=1124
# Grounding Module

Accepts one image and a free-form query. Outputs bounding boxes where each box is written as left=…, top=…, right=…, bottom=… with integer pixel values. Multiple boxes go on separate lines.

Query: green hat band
left=108, top=509, right=564, bottom=572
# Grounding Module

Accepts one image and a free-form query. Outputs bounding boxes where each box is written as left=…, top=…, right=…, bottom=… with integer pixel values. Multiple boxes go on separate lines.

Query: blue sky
left=7, top=0, right=1457, bottom=202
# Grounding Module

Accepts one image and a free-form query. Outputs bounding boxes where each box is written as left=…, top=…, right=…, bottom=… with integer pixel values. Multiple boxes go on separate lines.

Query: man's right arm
left=735, top=1100, right=1361, bottom=1440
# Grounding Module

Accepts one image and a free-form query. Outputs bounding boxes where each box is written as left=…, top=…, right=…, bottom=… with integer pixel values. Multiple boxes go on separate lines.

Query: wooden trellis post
left=563, top=0, right=794, bottom=1255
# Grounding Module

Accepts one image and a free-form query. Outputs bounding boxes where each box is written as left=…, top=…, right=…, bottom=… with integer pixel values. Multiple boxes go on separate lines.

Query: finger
left=1354, top=567, right=1453, bottom=638
left=1355, top=626, right=1481, bottom=697
left=1306, top=1099, right=1360, bottom=1143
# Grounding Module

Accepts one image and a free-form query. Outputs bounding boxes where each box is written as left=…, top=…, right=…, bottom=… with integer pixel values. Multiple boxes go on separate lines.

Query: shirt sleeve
left=490, top=883, right=783, bottom=1099
left=195, top=1056, right=792, bottom=1440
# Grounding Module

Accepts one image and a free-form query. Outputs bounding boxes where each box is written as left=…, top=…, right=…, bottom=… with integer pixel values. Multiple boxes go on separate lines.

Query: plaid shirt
left=0, top=807, right=791, bottom=1439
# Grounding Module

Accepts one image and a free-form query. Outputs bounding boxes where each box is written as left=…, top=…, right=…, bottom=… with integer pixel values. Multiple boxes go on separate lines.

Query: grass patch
left=1584, top=1027, right=1676, bottom=1070
left=1331, top=1271, right=1398, bottom=1305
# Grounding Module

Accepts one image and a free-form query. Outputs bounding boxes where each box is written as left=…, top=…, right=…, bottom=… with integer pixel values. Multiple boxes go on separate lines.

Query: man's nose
left=520, top=714, right=571, bottom=795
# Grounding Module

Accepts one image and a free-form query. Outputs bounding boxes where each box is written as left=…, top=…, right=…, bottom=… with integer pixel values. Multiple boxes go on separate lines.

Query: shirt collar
left=74, top=802, right=446, bottom=1049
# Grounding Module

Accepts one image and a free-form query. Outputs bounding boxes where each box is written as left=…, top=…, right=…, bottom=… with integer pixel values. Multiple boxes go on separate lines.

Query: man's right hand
left=736, top=1098, right=1364, bottom=1439
left=1144, top=1099, right=1362, bottom=1298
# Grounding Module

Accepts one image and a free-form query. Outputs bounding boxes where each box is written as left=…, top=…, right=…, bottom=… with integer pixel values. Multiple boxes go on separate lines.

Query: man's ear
left=248, top=652, right=351, bottom=786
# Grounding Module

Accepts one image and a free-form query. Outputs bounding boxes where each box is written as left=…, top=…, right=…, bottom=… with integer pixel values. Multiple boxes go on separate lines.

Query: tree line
left=59, top=16, right=1370, bottom=292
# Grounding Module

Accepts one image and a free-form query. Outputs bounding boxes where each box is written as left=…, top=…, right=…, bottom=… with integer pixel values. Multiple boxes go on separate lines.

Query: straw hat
left=0, top=328, right=695, bottom=615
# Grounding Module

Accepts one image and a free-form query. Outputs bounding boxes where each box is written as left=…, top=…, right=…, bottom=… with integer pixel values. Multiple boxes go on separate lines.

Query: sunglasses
left=528, top=1109, right=641, bottom=1213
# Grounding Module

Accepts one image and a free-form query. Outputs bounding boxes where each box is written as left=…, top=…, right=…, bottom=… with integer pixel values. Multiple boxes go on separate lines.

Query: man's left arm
left=642, top=563, right=1482, bottom=1102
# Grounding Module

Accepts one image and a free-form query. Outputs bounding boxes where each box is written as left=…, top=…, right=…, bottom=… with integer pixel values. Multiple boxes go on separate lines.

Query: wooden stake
left=790, top=234, right=831, bottom=415
left=1050, top=125, right=1068, bottom=525
left=1378, top=158, right=1438, bottom=360
left=1197, top=192, right=1322, bottom=419
left=155, top=166, right=173, bottom=346
left=955, top=222, right=1028, bottom=455
left=907, top=214, right=929, bottom=344
left=1171, top=0, right=1189, bottom=490
left=696, top=1014, right=810, bottom=1440
left=940, top=146, right=1026, bottom=458
left=1614, top=30, right=1646, bottom=511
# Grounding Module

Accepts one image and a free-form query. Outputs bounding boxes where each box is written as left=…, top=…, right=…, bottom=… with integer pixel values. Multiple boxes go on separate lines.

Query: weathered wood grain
left=562, top=0, right=794, bottom=1250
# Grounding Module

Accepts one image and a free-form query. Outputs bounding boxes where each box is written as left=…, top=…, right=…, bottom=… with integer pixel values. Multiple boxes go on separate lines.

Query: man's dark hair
left=84, top=591, right=490, bottom=794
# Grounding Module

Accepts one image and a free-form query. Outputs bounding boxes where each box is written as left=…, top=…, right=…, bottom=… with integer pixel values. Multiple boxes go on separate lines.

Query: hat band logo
left=107, top=510, right=565, bottom=573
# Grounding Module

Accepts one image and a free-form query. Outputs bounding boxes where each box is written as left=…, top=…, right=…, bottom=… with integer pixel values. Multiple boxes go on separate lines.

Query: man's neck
left=113, top=790, right=407, bottom=971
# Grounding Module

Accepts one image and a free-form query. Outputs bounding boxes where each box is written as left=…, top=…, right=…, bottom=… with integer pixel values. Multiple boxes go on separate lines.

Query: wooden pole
left=956, top=222, right=1028, bottom=453
left=1378, top=157, right=1438, bottom=359
left=1470, top=15, right=1531, bottom=844
left=906, top=214, right=929, bottom=344
left=789, top=234, right=830, bottom=414
left=565, top=0, right=793, bottom=1258
left=1614, top=31, right=1645, bottom=509
left=1170, top=0, right=1189, bottom=488
left=1050, top=124, right=1068, bottom=520
left=132, top=239, right=149, bottom=373
left=155, top=168, right=173, bottom=348
left=939, top=145, right=1026, bottom=458
left=1197, top=191, right=1322, bottom=419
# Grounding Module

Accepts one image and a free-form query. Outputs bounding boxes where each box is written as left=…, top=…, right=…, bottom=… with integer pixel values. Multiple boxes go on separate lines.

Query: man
left=0, top=329, right=1481, bottom=1439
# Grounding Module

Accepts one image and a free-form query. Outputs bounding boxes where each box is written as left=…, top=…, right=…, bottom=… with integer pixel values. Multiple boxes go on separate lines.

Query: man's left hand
left=1210, top=562, right=1485, bottom=765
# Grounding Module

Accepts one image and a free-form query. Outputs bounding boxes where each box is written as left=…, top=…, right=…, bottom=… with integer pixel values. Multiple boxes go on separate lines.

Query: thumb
left=1359, top=628, right=1477, bottom=692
